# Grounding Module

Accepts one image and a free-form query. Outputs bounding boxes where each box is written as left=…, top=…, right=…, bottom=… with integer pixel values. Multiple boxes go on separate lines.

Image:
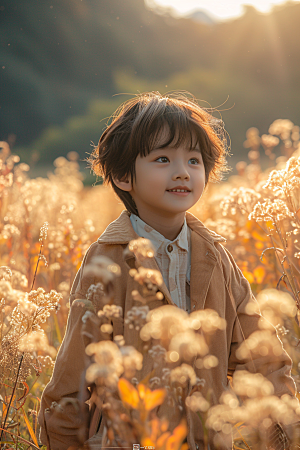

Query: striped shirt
left=130, top=213, right=191, bottom=313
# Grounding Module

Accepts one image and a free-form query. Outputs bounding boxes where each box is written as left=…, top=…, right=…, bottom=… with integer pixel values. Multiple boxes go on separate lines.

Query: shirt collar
left=97, top=209, right=226, bottom=246
left=129, top=213, right=189, bottom=253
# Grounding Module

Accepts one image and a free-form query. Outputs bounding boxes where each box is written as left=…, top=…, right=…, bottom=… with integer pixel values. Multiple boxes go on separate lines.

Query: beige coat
left=38, top=210, right=296, bottom=449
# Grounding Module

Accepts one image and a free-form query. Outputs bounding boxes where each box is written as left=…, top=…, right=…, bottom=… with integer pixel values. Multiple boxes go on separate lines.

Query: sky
left=145, top=0, right=298, bottom=20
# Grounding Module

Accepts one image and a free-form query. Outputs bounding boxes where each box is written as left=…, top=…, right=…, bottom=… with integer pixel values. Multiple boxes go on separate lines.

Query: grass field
left=1, top=120, right=300, bottom=449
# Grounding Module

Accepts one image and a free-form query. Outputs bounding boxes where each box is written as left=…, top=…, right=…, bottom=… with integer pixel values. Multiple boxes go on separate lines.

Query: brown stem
left=269, top=223, right=300, bottom=309
left=274, top=221, right=300, bottom=296
left=23, top=202, right=31, bottom=287
left=286, top=189, right=300, bottom=228
left=16, top=420, right=19, bottom=449
left=0, top=353, right=24, bottom=446
left=0, top=426, right=40, bottom=449
left=30, top=243, right=43, bottom=291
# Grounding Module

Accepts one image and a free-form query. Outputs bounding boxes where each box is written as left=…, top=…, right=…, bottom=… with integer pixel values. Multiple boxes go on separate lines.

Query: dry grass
left=0, top=118, right=300, bottom=449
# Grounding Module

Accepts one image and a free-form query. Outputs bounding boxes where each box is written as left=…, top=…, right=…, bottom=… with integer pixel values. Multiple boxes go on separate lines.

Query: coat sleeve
left=38, top=243, right=106, bottom=450
left=218, top=244, right=296, bottom=395
left=218, top=244, right=299, bottom=443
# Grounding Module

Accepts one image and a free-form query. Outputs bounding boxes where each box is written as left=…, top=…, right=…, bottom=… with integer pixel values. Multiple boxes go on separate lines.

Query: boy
left=38, top=92, right=297, bottom=449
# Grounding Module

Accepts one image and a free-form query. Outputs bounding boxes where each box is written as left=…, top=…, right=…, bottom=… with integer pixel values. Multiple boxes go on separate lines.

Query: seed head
left=249, top=199, right=294, bottom=222
left=39, top=221, right=49, bottom=242
left=170, top=363, right=197, bottom=387
left=128, top=238, right=156, bottom=262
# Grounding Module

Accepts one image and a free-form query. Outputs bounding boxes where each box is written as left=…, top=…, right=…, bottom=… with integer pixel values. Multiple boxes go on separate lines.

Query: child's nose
left=172, top=165, right=190, bottom=180
left=175, top=174, right=190, bottom=180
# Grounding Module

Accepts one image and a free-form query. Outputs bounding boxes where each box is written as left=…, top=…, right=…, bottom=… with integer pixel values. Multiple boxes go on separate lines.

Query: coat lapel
left=186, top=212, right=226, bottom=311
left=98, top=210, right=174, bottom=306
left=98, top=209, right=227, bottom=311
left=190, top=230, right=219, bottom=310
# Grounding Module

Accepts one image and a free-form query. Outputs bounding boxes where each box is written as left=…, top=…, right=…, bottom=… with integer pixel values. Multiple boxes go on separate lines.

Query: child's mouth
left=167, top=190, right=190, bottom=196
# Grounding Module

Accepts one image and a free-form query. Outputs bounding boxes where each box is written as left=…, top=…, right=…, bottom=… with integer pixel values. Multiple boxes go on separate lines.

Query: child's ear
left=112, top=175, right=132, bottom=192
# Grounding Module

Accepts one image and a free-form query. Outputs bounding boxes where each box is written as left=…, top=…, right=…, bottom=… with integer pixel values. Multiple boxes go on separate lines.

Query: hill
left=1, top=0, right=300, bottom=166
left=0, top=0, right=210, bottom=145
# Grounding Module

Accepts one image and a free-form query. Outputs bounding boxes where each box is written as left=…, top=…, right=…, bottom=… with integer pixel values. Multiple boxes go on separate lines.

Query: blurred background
left=1, top=0, right=300, bottom=183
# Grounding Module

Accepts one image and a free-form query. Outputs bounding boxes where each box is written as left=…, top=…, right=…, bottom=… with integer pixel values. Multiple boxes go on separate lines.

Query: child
left=38, top=92, right=297, bottom=449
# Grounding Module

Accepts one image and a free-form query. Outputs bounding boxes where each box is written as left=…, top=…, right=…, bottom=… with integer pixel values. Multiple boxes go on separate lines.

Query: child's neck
left=135, top=210, right=186, bottom=241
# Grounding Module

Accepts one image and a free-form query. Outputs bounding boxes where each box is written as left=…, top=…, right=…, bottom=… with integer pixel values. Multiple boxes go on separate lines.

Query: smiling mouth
left=167, top=189, right=191, bottom=193
left=167, top=190, right=191, bottom=196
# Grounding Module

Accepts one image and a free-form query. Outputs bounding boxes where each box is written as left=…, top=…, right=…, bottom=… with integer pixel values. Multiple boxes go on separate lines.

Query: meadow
left=1, top=118, right=300, bottom=449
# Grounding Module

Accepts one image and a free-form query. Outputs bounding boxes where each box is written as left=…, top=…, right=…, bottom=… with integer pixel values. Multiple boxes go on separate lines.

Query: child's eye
left=189, top=158, right=200, bottom=165
left=155, top=156, right=169, bottom=163
left=155, top=157, right=201, bottom=164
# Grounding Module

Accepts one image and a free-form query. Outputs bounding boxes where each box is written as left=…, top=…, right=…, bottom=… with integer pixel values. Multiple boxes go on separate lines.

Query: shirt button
left=196, top=444, right=199, bottom=450
left=167, top=244, right=173, bottom=252
left=193, top=305, right=196, bottom=310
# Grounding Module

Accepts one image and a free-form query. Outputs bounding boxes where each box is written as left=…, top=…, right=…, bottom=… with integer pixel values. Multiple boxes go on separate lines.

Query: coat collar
left=97, top=209, right=226, bottom=246
left=97, top=210, right=226, bottom=310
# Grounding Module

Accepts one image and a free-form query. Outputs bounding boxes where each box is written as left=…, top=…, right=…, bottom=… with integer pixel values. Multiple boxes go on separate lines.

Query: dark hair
left=88, top=91, right=231, bottom=215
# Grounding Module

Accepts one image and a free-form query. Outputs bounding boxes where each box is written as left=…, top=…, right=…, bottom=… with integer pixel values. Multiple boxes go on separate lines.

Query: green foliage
left=16, top=99, right=120, bottom=164
left=0, top=0, right=207, bottom=145
left=14, top=66, right=300, bottom=170
left=3, top=0, right=300, bottom=165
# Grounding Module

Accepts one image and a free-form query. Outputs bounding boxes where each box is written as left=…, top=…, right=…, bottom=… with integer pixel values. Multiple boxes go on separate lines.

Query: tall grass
left=0, top=118, right=300, bottom=448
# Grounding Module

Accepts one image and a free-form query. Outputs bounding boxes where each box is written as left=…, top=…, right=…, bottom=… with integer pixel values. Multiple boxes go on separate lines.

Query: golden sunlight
left=146, top=0, right=299, bottom=20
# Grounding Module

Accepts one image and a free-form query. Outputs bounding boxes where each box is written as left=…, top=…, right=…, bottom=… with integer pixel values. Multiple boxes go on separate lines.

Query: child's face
left=130, top=131, right=206, bottom=218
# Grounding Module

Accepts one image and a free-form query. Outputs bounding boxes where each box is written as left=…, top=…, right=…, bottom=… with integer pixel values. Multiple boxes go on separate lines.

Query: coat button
left=196, top=444, right=199, bottom=450
left=193, top=304, right=196, bottom=310
left=167, top=244, right=173, bottom=252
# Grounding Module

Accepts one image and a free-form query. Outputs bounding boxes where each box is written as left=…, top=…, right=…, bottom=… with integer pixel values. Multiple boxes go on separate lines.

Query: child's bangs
left=139, top=105, right=205, bottom=157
